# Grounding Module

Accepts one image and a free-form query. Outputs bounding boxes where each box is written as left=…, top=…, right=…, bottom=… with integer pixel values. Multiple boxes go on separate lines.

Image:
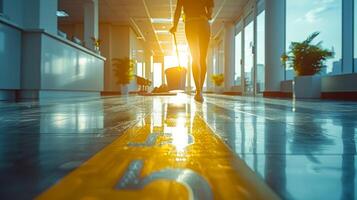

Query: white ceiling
left=59, top=0, right=248, bottom=56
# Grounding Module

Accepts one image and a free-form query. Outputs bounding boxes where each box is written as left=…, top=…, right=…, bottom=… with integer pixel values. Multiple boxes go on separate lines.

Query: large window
left=286, top=0, right=342, bottom=79
left=256, top=10, right=265, bottom=93
left=235, top=31, right=242, bottom=86
left=153, top=63, right=162, bottom=87
left=136, top=62, right=143, bottom=77
left=244, top=14, right=254, bottom=95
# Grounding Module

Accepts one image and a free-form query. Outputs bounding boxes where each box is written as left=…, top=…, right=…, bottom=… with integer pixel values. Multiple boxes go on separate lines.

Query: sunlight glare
left=164, top=44, right=190, bottom=70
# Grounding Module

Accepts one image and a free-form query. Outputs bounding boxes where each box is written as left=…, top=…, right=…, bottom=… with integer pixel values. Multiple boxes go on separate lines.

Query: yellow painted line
left=37, top=112, right=280, bottom=200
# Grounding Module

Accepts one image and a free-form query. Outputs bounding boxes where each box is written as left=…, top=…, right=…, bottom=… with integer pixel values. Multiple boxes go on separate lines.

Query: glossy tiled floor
left=0, top=94, right=356, bottom=199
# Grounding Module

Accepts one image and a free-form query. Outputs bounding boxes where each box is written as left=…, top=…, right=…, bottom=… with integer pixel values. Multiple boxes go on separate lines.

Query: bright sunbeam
left=164, top=44, right=190, bottom=69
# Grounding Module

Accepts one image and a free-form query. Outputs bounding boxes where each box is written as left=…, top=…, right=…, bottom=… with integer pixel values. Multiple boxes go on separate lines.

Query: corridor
left=0, top=94, right=355, bottom=199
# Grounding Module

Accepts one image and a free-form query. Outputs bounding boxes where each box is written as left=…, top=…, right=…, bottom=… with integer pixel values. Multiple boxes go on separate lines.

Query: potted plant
left=282, top=32, right=334, bottom=98
left=211, top=74, right=224, bottom=93
left=91, top=37, right=101, bottom=54
left=112, top=57, right=135, bottom=95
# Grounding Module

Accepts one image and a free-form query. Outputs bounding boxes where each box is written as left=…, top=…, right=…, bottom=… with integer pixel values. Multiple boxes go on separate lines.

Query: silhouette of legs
left=185, top=18, right=211, bottom=102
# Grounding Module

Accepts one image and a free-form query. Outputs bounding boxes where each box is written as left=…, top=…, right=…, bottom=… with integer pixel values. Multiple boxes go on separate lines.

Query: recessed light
left=155, top=30, right=169, bottom=34
left=57, top=10, right=69, bottom=17
left=159, top=41, right=171, bottom=44
left=151, top=18, right=172, bottom=23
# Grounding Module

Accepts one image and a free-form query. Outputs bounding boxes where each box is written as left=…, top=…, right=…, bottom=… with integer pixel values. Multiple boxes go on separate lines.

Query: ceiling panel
left=58, top=0, right=248, bottom=56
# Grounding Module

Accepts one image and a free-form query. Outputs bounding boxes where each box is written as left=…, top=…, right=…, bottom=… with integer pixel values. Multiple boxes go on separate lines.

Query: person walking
left=170, top=0, right=214, bottom=102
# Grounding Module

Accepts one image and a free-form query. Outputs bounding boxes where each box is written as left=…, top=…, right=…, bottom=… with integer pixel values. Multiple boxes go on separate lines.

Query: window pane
left=286, top=0, right=342, bottom=79
left=235, top=32, right=242, bottom=86
left=213, top=47, right=218, bottom=74
left=244, top=19, right=254, bottom=94
left=256, top=10, right=265, bottom=93
left=137, top=62, right=143, bottom=77
left=153, top=63, right=162, bottom=87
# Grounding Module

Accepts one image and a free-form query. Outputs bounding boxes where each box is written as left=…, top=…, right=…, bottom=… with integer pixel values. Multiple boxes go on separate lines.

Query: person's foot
left=194, top=92, right=204, bottom=103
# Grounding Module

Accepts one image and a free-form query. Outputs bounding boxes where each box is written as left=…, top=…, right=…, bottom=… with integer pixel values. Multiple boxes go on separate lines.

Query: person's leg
left=198, top=21, right=211, bottom=92
left=185, top=21, right=202, bottom=96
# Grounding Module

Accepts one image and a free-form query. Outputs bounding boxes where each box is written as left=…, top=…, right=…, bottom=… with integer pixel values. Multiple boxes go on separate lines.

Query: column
left=84, top=0, right=99, bottom=50
left=206, top=44, right=215, bottom=91
left=187, top=55, right=192, bottom=92
left=224, top=22, right=235, bottom=92
left=145, top=51, right=153, bottom=80
left=23, top=0, right=58, bottom=35
left=342, top=0, right=354, bottom=73
left=264, top=0, right=286, bottom=95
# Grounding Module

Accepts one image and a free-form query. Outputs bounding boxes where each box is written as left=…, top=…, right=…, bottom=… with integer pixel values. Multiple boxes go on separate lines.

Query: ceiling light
left=159, top=41, right=171, bottom=44
left=57, top=10, right=69, bottom=17
left=155, top=30, right=169, bottom=34
left=151, top=18, right=172, bottom=23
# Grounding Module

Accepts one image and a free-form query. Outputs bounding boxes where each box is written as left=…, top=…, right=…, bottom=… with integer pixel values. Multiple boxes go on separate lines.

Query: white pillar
left=187, top=55, right=192, bottom=92
left=84, top=0, right=99, bottom=50
left=206, top=44, right=214, bottom=90
left=342, top=0, right=354, bottom=73
left=145, top=51, right=153, bottom=80
left=265, top=0, right=286, bottom=94
left=23, top=0, right=58, bottom=35
left=224, top=21, right=235, bottom=91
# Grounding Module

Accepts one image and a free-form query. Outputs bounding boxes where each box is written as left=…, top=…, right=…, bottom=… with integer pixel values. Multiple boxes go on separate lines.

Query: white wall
left=23, top=0, right=58, bottom=35
left=39, top=0, right=58, bottom=35
left=2, top=0, right=57, bottom=34
left=58, top=23, right=84, bottom=41
left=2, top=0, right=24, bottom=26
left=108, top=25, right=130, bottom=92
left=224, top=22, right=235, bottom=91
left=99, top=24, right=112, bottom=92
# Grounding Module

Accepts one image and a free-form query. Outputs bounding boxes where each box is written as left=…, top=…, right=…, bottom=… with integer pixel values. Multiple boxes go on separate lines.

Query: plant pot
left=294, top=75, right=321, bottom=99
left=120, top=85, right=129, bottom=95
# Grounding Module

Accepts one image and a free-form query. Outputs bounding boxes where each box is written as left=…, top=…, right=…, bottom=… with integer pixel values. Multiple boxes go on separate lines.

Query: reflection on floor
left=0, top=94, right=356, bottom=199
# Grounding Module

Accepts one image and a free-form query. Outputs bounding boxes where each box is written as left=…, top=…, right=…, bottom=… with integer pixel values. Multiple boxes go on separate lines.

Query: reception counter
left=0, top=18, right=106, bottom=100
